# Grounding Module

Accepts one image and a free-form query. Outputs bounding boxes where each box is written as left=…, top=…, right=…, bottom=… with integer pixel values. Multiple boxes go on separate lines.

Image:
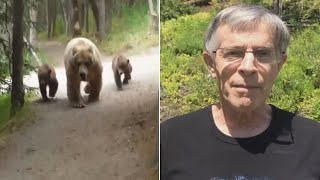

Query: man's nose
left=238, top=52, right=258, bottom=76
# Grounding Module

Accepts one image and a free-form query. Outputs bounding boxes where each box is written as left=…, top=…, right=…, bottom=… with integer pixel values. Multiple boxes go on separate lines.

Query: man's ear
left=203, top=51, right=216, bottom=78
left=277, top=52, right=287, bottom=70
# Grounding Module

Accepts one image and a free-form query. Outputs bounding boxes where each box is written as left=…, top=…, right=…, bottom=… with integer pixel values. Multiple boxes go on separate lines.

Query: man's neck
left=211, top=103, right=272, bottom=138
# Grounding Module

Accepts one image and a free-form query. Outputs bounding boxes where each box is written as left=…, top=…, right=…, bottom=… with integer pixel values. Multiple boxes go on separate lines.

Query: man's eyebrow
left=252, top=46, right=274, bottom=49
left=220, top=45, right=246, bottom=49
left=223, top=45, right=274, bottom=49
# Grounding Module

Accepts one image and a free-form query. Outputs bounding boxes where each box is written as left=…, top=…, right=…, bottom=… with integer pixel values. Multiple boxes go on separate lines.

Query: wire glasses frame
left=212, top=47, right=285, bottom=64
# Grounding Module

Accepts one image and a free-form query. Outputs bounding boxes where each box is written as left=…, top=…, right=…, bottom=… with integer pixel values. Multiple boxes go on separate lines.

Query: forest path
left=0, top=40, right=159, bottom=180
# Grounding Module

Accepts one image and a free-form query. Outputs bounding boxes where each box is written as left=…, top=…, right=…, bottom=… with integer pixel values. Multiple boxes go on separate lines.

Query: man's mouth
left=233, top=84, right=260, bottom=89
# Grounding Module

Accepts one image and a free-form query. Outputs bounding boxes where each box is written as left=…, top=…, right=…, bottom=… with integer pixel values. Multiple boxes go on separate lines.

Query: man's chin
left=221, top=94, right=264, bottom=111
left=232, top=97, right=259, bottom=111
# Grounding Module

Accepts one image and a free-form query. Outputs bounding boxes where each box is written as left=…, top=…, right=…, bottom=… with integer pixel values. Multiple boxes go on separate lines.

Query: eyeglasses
left=212, top=47, right=284, bottom=64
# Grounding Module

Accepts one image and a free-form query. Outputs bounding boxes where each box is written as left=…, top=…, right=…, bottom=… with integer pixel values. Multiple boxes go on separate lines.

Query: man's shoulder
left=292, top=113, right=320, bottom=134
left=161, top=105, right=211, bottom=133
left=272, top=105, right=320, bottom=133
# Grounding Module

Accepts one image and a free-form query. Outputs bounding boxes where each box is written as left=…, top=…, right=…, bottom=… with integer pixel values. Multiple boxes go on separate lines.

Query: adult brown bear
left=112, top=55, right=132, bottom=90
left=64, top=37, right=103, bottom=108
left=37, top=63, right=58, bottom=101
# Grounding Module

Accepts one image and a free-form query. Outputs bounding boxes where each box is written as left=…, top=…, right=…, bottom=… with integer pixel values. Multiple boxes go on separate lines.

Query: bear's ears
left=88, top=46, right=93, bottom=53
left=71, top=46, right=93, bottom=56
left=72, top=48, right=78, bottom=56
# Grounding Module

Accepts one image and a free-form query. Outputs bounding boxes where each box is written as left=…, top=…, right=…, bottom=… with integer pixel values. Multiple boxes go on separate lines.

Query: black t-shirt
left=161, top=105, right=320, bottom=180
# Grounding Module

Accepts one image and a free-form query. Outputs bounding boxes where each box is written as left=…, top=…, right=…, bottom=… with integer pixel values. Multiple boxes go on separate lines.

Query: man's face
left=204, top=23, right=286, bottom=111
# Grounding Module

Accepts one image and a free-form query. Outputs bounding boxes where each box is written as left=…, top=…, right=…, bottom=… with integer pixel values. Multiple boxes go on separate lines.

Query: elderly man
left=161, top=5, right=320, bottom=180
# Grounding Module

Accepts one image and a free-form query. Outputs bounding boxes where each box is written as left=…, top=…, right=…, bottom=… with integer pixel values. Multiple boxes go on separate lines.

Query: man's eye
left=256, top=49, right=272, bottom=57
left=225, top=50, right=243, bottom=57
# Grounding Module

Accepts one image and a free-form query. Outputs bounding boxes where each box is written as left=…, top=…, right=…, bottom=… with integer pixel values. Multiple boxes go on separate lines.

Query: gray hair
left=204, top=5, right=290, bottom=54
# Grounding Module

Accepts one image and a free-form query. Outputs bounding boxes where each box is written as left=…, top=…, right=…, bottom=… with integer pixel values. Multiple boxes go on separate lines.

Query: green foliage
left=0, top=94, right=10, bottom=129
left=0, top=54, right=10, bottom=76
left=55, top=15, right=65, bottom=36
left=282, top=0, right=320, bottom=25
left=0, top=50, right=37, bottom=80
left=161, top=12, right=217, bottom=116
left=268, top=64, right=314, bottom=113
left=161, top=11, right=320, bottom=121
left=288, top=25, right=320, bottom=88
left=0, top=94, right=36, bottom=136
left=213, top=0, right=272, bottom=7
left=160, top=0, right=200, bottom=22
left=299, top=89, right=320, bottom=120
left=0, top=0, right=41, bottom=89
left=161, top=12, right=212, bottom=56
left=101, top=2, right=158, bottom=54
left=160, top=50, right=218, bottom=114
left=23, top=50, right=37, bottom=74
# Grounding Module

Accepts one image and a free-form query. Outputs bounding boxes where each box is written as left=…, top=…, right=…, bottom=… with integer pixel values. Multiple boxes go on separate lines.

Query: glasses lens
left=221, top=48, right=244, bottom=62
left=255, top=48, right=278, bottom=64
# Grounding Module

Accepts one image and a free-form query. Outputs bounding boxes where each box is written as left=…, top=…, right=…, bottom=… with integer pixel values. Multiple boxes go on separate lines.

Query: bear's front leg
left=67, top=76, right=85, bottom=108
left=88, top=75, right=102, bottom=102
left=123, top=72, right=131, bottom=84
left=39, top=82, right=49, bottom=101
left=114, top=71, right=123, bottom=90
left=49, top=78, right=58, bottom=98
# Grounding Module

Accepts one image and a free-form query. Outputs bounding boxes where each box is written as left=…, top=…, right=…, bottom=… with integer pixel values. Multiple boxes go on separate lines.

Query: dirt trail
left=0, top=41, right=159, bottom=180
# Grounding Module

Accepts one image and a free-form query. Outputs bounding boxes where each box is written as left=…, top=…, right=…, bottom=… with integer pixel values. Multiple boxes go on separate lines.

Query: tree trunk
left=72, top=0, right=82, bottom=37
left=52, top=0, right=57, bottom=37
left=59, top=0, right=69, bottom=35
left=98, top=0, right=105, bottom=41
left=129, top=0, right=134, bottom=7
left=85, top=1, right=89, bottom=33
left=279, top=0, right=283, bottom=16
left=148, top=0, right=158, bottom=33
left=29, top=6, right=37, bottom=47
left=11, top=0, right=25, bottom=117
left=112, top=0, right=120, bottom=16
left=66, top=0, right=73, bottom=36
left=148, top=0, right=155, bottom=16
left=37, top=0, right=46, bottom=32
left=47, top=0, right=57, bottom=38
left=79, top=0, right=85, bottom=29
left=47, top=0, right=52, bottom=38
left=157, top=0, right=159, bottom=16
left=88, top=0, right=99, bottom=33
left=105, top=0, right=112, bottom=34
left=273, top=0, right=281, bottom=15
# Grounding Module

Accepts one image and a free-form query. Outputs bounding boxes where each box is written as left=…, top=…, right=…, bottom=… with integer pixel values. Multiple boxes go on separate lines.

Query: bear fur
left=112, top=55, right=132, bottom=90
left=37, top=63, right=58, bottom=101
left=64, top=37, right=103, bottom=108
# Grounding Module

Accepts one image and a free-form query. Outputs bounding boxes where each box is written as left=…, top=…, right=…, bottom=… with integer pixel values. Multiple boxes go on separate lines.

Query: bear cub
left=37, top=63, right=58, bottom=101
left=112, top=55, right=132, bottom=90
